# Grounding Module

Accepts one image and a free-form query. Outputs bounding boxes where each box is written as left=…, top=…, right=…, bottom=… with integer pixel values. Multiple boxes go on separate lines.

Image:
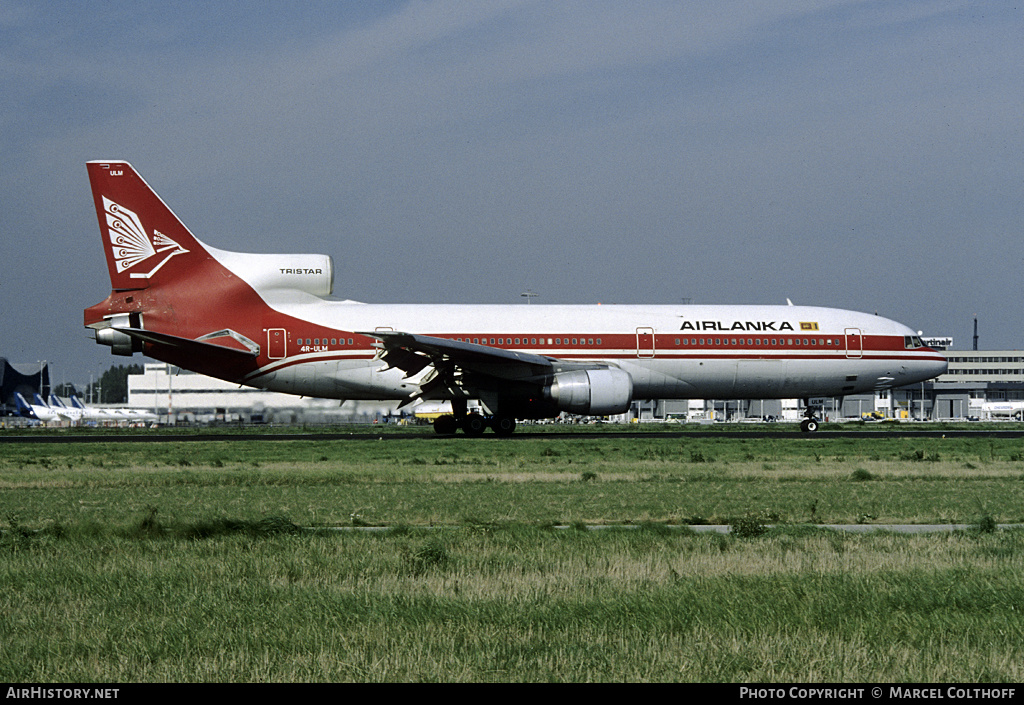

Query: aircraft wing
left=364, top=331, right=553, bottom=375
left=360, top=331, right=557, bottom=407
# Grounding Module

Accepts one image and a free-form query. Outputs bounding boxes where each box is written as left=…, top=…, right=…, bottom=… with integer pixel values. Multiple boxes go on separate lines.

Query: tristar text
left=279, top=268, right=323, bottom=275
left=680, top=320, right=796, bottom=332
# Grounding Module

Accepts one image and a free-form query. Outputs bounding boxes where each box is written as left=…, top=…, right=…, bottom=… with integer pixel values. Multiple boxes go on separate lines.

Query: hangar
left=0, top=359, right=49, bottom=418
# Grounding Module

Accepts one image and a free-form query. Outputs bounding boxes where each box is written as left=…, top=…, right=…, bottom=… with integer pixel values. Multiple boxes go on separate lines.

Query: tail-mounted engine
left=207, top=249, right=334, bottom=297
left=94, top=313, right=143, bottom=356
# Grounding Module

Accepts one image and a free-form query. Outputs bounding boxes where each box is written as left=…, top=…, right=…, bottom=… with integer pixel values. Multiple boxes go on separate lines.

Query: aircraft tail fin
left=86, top=161, right=206, bottom=292
left=85, top=161, right=334, bottom=375
left=15, top=393, right=34, bottom=417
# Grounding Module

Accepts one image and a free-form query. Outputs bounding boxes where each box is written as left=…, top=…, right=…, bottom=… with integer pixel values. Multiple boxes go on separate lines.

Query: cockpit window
left=904, top=335, right=925, bottom=349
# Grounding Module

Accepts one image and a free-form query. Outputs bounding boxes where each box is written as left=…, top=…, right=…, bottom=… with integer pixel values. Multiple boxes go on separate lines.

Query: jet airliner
left=83, top=161, right=947, bottom=435
left=15, top=393, right=62, bottom=424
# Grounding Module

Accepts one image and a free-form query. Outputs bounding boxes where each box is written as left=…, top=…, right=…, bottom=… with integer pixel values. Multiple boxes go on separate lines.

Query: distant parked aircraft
left=68, top=395, right=158, bottom=424
left=15, top=393, right=63, bottom=424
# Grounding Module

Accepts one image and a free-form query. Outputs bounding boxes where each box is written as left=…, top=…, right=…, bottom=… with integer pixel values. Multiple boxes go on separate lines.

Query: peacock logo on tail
left=103, top=196, right=189, bottom=278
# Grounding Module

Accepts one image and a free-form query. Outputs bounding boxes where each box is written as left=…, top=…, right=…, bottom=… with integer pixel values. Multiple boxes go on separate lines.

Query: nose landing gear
left=800, top=401, right=822, bottom=433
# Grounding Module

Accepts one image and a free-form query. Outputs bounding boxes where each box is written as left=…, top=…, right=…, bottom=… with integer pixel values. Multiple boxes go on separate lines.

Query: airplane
left=68, top=394, right=105, bottom=420
left=83, top=161, right=948, bottom=435
left=67, top=394, right=158, bottom=424
left=15, top=393, right=64, bottom=424
left=47, top=394, right=87, bottom=424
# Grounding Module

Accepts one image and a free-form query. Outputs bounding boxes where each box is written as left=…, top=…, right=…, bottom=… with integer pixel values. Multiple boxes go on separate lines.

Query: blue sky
left=1, top=1, right=1021, bottom=387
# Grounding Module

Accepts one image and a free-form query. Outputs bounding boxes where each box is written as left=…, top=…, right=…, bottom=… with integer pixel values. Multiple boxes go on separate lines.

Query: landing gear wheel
left=461, top=413, right=487, bottom=436
left=800, top=418, right=819, bottom=433
left=490, top=415, right=517, bottom=437
left=433, top=415, right=458, bottom=435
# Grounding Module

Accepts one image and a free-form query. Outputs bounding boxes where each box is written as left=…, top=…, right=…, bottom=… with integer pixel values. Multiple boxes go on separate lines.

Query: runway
left=2, top=427, right=1024, bottom=443
left=320, top=523, right=1024, bottom=535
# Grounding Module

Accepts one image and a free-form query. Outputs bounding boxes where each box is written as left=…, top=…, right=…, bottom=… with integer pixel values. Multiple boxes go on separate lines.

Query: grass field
left=2, top=427, right=1023, bottom=681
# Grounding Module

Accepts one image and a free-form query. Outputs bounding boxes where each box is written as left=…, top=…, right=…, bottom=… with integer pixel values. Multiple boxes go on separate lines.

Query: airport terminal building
left=127, top=363, right=397, bottom=425
left=125, top=344, right=1024, bottom=425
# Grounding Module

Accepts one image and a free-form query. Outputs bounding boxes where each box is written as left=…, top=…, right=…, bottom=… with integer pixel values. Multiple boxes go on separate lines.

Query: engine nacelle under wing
left=544, top=368, right=633, bottom=416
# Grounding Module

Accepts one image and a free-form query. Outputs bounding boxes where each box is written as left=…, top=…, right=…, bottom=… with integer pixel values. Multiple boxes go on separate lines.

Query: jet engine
left=544, top=368, right=633, bottom=416
left=95, top=327, right=141, bottom=356
left=94, top=313, right=143, bottom=356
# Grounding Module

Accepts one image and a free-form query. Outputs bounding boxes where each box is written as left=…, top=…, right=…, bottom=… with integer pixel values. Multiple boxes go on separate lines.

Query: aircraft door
left=267, top=328, right=287, bottom=359
left=636, top=327, right=656, bottom=358
left=845, top=328, right=863, bottom=359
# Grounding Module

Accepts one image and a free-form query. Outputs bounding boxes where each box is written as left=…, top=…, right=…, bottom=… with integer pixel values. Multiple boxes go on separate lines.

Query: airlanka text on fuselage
left=83, top=161, right=947, bottom=435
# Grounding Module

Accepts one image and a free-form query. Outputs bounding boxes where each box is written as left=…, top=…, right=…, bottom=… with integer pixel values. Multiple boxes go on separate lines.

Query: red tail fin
left=87, top=161, right=205, bottom=291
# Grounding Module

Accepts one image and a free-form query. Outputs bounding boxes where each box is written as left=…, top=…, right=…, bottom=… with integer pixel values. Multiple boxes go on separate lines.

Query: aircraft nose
left=895, top=355, right=947, bottom=386
left=912, top=355, right=948, bottom=383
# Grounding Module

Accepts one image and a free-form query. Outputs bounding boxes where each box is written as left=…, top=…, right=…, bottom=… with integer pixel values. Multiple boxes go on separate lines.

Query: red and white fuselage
left=83, top=161, right=947, bottom=433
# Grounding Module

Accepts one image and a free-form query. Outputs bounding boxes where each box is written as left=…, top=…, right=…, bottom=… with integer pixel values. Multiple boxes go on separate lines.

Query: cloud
left=1, top=1, right=1022, bottom=384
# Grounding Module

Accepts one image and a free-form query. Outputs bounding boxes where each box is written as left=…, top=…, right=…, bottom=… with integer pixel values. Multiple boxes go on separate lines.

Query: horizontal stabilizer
left=110, top=327, right=258, bottom=362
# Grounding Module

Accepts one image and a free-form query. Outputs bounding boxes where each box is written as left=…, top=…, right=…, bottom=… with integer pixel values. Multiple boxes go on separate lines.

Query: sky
left=1, top=0, right=1022, bottom=388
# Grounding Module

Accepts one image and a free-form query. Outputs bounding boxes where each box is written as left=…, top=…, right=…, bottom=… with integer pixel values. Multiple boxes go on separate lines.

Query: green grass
left=2, top=522, right=1022, bottom=682
left=2, top=434, right=1022, bottom=527
left=2, top=430, right=1023, bottom=681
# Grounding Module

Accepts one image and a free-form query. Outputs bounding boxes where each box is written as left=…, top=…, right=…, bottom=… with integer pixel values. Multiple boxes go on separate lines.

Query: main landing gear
left=432, top=413, right=517, bottom=437
left=432, top=399, right=517, bottom=436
